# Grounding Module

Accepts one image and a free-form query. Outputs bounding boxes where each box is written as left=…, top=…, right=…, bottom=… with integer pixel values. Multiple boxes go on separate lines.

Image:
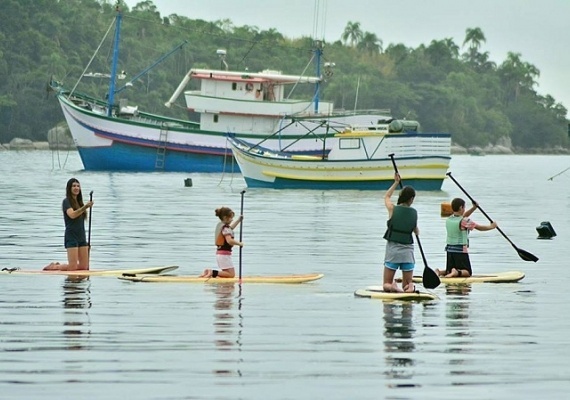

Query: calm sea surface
left=1, top=151, right=569, bottom=399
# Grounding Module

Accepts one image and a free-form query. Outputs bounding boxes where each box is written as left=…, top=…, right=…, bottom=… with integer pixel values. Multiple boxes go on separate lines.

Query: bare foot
left=43, top=262, right=61, bottom=271
left=445, top=268, right=459, bottom=278
left=199, top=268, right=212, bottom=278
left=436, top=268, right=444, bottom=277
left=383, top=282, right=403, bottom=293
left=403, top=284, right=416, bottom=293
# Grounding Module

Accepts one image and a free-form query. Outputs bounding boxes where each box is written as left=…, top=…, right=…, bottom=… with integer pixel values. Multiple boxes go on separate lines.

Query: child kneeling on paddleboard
left=437, top=198, right=497, bottom=278
left=200, top=207, right=243, bottom=278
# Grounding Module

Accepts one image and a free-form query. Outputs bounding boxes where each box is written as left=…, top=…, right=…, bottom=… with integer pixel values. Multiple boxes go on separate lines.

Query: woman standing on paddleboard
left=382, top=173, right=418, bottom=293
left=44, top=178, right=93, bottom=271
left=200, top=207, right=243, bottom=278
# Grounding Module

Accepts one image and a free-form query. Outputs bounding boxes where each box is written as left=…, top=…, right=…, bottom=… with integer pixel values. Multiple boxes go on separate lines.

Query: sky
left=123, top=0, right=570, bottom=110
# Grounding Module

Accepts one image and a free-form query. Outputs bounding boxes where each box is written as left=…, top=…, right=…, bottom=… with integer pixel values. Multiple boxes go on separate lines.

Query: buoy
left=184, top=178, right=193, bottom=187
left=440, top=202, right=452, bottom=217
left=536, top=221, right=556, bottom=239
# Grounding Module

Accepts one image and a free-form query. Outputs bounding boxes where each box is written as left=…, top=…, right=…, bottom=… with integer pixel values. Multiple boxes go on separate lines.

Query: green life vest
left=383, top=205, right=417, bottom=244
left=446, top=215, right=469, bottom=245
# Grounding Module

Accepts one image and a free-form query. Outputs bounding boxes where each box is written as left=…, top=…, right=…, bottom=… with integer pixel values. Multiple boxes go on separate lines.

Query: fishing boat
left=52, top=8, right=393, bottom=172
left=228, top=121, right=451, bottom=190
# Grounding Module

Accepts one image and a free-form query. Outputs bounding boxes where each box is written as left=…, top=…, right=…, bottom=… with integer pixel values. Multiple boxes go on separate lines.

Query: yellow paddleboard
left=118, top=273, right=324, bottom=284
left=0, top=265, right=179, bottom=277
left=409, top=270, right=525, bottom=284
left=355, top=286, right=438, bottom=301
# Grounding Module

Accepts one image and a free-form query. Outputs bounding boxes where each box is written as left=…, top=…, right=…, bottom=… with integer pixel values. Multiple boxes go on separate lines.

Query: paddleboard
left=118, top=273, right=324, bottom=284
left=0, top=265, right=179, bottom=277
left=355, top=286, right=438, bottom=301
left=408, top=270, right=525, bottom=284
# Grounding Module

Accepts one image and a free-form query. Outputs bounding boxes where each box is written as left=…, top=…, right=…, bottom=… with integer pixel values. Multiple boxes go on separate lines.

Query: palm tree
left=442, top=38, right=459, bottom=59
left=473, top=51, right=497, bottom=73
left=341, top=21, right=363, bottom=47
left=425, top=39, right=456, bottom=66
left=463, top=27, right=486, bottom=51
left=385, top=43, right=411, bottom=65
left=498, top=52, right=540, bottom=102
left=357, top=32, right=382, bottom=54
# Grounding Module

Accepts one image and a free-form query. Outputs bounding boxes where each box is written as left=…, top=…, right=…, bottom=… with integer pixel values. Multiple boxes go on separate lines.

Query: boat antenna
left=312, top=0, right=327, bottom=43
left=354, top=76, right=361, bottom=113
left=107, top=6, right=122, bottom=116
left=313, top=40, right=323, bottom=113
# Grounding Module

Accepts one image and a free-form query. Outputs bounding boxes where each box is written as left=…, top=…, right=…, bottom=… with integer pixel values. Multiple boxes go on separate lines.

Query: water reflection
left=445, top=284, right=472, bottom=335
left=207, top=283, right=243, bottom=377
left=382, top=302, right=416, bottom=384
left=445, top=284, right=472, bottom=378
left=61, top=276, right=92, bottom=350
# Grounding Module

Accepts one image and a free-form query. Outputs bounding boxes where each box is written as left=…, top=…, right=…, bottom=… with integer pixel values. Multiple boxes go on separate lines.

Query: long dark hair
left=397, top=186, right=416, bottom=205
left=66, top=178, right=86, bottom=219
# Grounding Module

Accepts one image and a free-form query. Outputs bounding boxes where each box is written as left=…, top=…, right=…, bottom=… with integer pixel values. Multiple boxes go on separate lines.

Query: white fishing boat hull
left=230, top=133, right=451, bottom=190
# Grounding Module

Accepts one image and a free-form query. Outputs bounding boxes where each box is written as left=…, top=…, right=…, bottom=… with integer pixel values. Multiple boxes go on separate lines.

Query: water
left=1, top=151, right=569, bottom=399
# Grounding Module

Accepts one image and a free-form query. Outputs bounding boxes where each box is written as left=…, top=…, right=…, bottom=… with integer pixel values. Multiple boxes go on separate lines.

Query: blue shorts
left=385, top=262, right=415, bottom=272
left=65, top=239, right=88, bottom=249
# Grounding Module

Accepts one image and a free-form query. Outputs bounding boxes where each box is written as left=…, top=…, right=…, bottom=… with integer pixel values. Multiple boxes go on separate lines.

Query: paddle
left=239, top=190, right=246, bottom=282
left=388, top=153, right=440, bottom=289
left=88, top=190, right=93, bottom=251
left=446, top=172, right=538, bottom=262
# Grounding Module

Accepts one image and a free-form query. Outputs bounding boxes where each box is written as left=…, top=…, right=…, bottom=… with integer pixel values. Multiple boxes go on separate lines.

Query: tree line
left=0, top=0, right=567, bottom=151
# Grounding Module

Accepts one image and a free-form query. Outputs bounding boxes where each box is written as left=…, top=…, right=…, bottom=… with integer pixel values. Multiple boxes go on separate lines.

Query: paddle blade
left=422, top=267, right=440, bottom=289
left=517, top=248, right=539, bottom=262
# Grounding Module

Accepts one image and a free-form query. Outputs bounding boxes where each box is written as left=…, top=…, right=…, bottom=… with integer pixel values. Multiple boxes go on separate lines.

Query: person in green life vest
left=436, top=198, right=497, bottom=278
left=382, top=173, right=418, bottom=293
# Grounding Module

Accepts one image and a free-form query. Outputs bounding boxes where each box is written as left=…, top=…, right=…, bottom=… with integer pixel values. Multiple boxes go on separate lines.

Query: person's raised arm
left=384, top=174, right=401, bottom=216
left=230, top=215, right=243, bottom=230
left=463, top=201, right=478, bottom=218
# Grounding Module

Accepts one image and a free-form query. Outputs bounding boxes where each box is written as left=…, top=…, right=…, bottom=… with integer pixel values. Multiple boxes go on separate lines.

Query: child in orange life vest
left=200, top=207, right=243, bottom=278
left=437, top=198, right=497, bottom=278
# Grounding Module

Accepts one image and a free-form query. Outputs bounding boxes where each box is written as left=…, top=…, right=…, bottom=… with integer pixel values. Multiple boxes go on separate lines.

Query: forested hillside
left=0, top=0, right=568, bottom=151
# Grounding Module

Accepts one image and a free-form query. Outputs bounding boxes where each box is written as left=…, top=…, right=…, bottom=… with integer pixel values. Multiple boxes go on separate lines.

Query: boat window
left=213, top=114, right=219, bottom=123
left=232, top=83, right=237, bottom=90
left=245, top=83, right=253, bottom=91
left=339, top=138, right=360, bottom=149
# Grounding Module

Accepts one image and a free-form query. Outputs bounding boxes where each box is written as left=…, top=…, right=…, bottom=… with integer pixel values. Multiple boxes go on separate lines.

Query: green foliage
left=0, top=0, right=567, bottom=151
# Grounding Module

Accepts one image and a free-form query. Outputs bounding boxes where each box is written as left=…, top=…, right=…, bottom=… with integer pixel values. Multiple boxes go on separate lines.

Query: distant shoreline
left=1, top=139, right=75, bottom=151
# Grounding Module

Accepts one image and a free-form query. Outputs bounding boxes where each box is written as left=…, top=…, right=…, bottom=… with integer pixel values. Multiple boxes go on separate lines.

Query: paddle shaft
left=88, top=191, right=93, bottom=247
left=446, top=173, right=517, bottom=248
left=239, top=190, right=245, bottom=281
left=414, top=233, right=429, bottom=272
left=388, top=153, right=402, bottom=189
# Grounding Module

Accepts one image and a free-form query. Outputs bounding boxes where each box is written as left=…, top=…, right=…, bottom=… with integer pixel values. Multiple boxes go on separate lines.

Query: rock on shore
left=2, top=123, right=76, bottom=150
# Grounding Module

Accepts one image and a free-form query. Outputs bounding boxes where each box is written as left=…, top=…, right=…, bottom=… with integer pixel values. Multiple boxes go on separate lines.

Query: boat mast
left=107, top=7, right=122, bottom=117
left=313, top=40, right=323, bottom=114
